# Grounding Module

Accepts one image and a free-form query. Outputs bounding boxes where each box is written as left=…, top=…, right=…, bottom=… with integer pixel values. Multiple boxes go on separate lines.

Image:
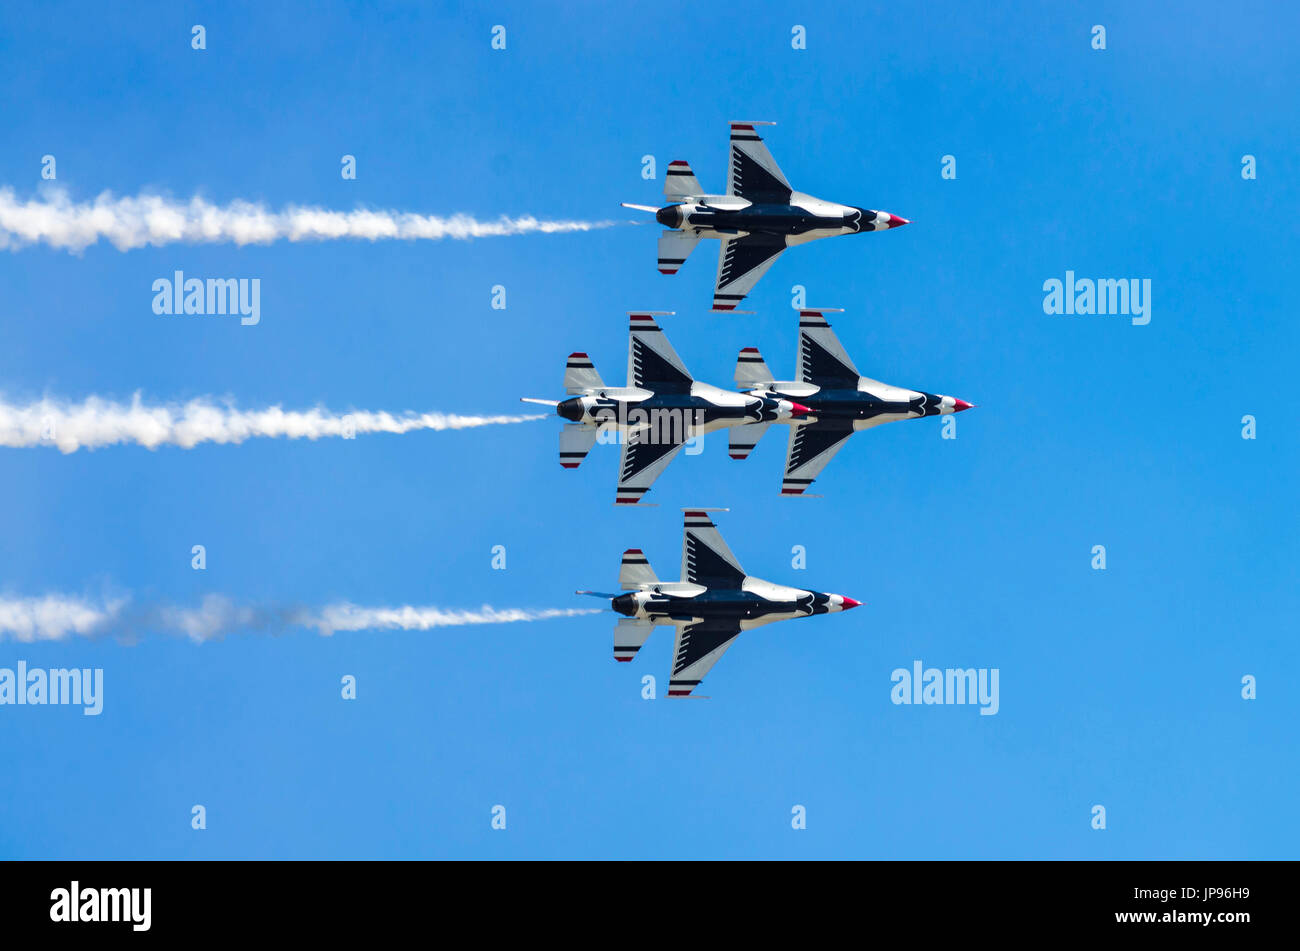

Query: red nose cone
left=888, top=215, right=911, bottom=227
left=953, top=399, right=974, bottom=412
left=841, top=597, right=862, bottom=610
left=790, top=402, right=812, bottom=416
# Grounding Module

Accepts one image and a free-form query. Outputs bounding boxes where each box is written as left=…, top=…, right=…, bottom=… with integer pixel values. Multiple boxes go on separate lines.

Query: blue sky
left=0, top=0, right=1296, bottom=858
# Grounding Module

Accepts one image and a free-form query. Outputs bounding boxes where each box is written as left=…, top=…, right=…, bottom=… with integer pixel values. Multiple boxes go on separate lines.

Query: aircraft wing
left=628, top=312, right=692, bottom=390
left=616, top=427, right=686, bottom=505
left=681, top=509, right=746, bottom=587
left=798, top=310, right=860, bottom=386
left=712, top=233, right=786, bottom=311
left=726, top=121, right=792, bottom=201
left=668, top=617, right=743, bottom=697
left=781, top=420, right=856, bottom=496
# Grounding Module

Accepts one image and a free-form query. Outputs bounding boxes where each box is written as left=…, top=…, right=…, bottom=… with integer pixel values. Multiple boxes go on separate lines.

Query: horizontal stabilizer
left=564, top=352, right=603, bottom=394
left=729, top=421, right=770, bottom=460
left=559, top=423, right=599, bottom=469
left=619, top=548, right=659, bottom=590
left=664, top=160, right=703, bottom=200
left=614, top=618, right=655, bottom=662
left=734, top=346, right=774, bottom=388
left=658, top=230, right=702, bottom=275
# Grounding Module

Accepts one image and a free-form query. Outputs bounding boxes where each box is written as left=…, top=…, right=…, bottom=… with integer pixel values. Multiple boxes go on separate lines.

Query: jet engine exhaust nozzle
left=656, top=205, right=683, bottom=228
left=557, top=398, right=585, bottom=422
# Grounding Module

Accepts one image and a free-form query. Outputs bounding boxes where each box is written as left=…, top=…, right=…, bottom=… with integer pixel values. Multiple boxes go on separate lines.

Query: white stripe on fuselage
left=738, top=576, right=813, bottom=630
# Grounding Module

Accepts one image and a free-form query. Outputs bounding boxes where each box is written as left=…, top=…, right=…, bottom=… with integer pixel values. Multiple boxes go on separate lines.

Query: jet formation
left=525, top=309, right=970, bottom=502
left=622, top=121, right=908, bottom=312
left=543, top=122, right=973, bottom=696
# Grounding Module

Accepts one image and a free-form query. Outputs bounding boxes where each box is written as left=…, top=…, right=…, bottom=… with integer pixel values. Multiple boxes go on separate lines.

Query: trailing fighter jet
left=578, top=509, right=861, bottom=697
left=732, top=309, right=974, bottom=496
left=522, top=312, right=809, bottom=505
left=622, top=121, right=909, bottom=312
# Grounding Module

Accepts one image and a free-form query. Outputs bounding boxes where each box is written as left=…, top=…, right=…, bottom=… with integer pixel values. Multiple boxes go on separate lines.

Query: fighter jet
left=622, top=121, right=909, bottom=312
left=732, top=309, right=974, bottom=496
left=522, top=312, right=809, bottom=505
left=578, top=509, right=861, bottom=697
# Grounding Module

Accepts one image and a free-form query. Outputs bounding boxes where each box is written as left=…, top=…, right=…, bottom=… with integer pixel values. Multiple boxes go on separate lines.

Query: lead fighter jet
left=732, top=309, right=975, bottom=496
left=522, top=312, right=809, bottom=505
left=622, top=121, right=909, bottom=312
left=579, top=509, right=861, bottom=697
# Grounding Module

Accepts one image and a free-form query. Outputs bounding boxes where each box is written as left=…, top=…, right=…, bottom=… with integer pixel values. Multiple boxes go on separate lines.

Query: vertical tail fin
left=564, top=352, right=603, bottom=393
left=664, top=160, right=702, bottom=200
left=619, top=548, right=659, bottom=589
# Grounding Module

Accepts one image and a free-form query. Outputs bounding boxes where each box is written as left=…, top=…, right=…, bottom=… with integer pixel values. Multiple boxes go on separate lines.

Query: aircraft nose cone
left=656, top=205, right=681, bottom=227
left=852, top=209, right=909, bottom=232
left=790, top=402, right=812, bottom=416
left=840, top=597, right=862, bottom=610
left=953, top=399, right=974, bottom=412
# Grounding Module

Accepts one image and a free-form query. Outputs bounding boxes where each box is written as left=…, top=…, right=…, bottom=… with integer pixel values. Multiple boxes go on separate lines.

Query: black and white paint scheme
left=623, top=122, right=908, bottom=311
left=523, top=313, right=809, bottom=505
left=579, top=510, right=861, bottom=697
left=734, top=310, right=974, bottom=496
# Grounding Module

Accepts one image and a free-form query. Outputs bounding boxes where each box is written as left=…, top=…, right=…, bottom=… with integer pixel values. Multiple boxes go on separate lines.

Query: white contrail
left=0, top=593, right=600, bottom=643
left=0, top=187, right=618, bottom=252
left=0, top=394, right=544, bottom=453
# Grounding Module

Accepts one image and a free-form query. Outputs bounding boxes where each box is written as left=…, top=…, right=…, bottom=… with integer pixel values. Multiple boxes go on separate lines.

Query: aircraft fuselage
left=559, top=383, right=800, bottom=433
left=613, top=578, right=852, bottom=631
left=766, top=385, right=947, bottom=428
left=657, top=192, right=905, bottom=243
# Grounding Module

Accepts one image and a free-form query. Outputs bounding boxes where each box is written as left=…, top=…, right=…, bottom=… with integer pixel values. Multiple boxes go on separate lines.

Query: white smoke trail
left=0, top=394, right=544, bottom=453
left=0, top=593, right=600, bottom=643
left=0, top=594, right=128, bottom=643
left=307, top=603, right=601, bottom=637
left=0, top=187, right=617, bottom=252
